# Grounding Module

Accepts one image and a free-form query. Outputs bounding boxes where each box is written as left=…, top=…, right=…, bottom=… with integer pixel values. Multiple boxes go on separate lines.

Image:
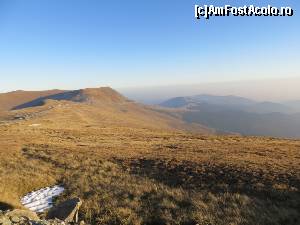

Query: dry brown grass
left=0, top=101, right=299, bottom=224
left=0, top=90, right=65, bottom=111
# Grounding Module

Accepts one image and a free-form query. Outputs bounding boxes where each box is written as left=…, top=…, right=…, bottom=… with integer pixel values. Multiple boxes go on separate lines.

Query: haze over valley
left=157, top=93, right=300, bottom=138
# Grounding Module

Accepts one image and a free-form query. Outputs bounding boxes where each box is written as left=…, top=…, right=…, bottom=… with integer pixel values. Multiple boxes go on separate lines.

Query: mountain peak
left=78, top=87, right=127, bottom=103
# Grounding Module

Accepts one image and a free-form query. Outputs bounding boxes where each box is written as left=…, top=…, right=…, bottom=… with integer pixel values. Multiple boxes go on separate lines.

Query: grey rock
left=1, top=198, right=84, bottom=225
left=46, top=198, right=82, bottom=223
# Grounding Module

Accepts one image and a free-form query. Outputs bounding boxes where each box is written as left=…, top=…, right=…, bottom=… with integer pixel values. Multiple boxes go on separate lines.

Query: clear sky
left=0, top=0, right=299, bottom=92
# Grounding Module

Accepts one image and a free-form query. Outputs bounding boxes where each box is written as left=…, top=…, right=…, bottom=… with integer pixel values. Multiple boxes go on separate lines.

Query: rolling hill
left=12, top=87, right=129, bottom=110
left=0, top=90, right=65, bottom=111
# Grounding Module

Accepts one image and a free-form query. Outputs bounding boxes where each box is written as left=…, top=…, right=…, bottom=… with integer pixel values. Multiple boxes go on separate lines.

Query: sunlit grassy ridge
left=0, top=99, right=299, bottom=224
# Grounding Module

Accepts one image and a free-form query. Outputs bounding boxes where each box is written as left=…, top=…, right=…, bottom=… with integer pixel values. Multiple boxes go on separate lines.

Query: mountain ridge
left=12, top=87, right=129, bottom=110
left=0, top=89, right=66, bottom=111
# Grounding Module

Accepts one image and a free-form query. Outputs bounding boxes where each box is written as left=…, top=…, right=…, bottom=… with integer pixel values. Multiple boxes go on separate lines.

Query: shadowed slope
left=12, top=87, right=128, bottom=110
left=0, top=90, right=65, bottom=111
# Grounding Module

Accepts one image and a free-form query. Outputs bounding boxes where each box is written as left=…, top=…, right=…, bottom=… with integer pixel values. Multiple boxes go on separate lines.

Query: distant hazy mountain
left=283, top=100, right=300, bottom=112
left=119, top=78, right=300, bottom=104
left=160, top=94, right=298, bottom=114
left=160, top=94, right=300, bottom=138
left=160, top=94, right=255, bottom=108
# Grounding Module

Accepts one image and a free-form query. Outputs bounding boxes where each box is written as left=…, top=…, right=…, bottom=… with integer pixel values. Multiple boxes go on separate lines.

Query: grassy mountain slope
left=0, top=90, right=65, bottom=111
left=12, top=87, right=128, bottom=110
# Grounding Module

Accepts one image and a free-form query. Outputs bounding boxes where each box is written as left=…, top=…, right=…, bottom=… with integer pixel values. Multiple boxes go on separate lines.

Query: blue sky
left=0, top=0, right=299, bottom=92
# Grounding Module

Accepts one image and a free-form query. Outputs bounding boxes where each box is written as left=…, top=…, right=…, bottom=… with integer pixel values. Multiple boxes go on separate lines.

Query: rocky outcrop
left=5, top=210, right=39, bottom=221
left=0, top=210, right=66, bottom=225
left=0, top=198, right=84, bottom=225
left=46, top=198, right=82, bottom=223
left=0, top=209, right=40, bottom=225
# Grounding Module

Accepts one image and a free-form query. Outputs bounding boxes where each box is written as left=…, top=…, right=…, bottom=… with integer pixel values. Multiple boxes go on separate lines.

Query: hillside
left=12, top=87, right=129, bottom=110
left=0, top=95, right=299, bottom=224
left=0, top=90, right=65, bottom=111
